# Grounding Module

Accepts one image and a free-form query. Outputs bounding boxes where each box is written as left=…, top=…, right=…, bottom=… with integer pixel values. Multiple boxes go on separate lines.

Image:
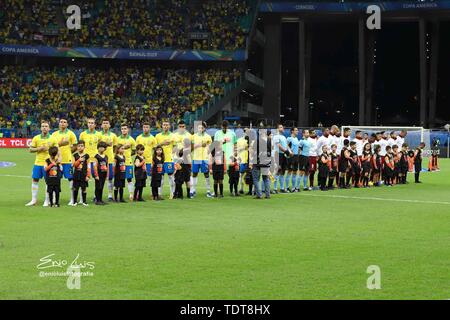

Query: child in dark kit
left=349, top=141, right=361, bottom=188
left=134, top=144, right=147, bottom=201
left=399, top=143, right=409, bottom=184
left=72, top=140, right=90, bottom=206
left=151, top=145, right=164, bottom=200
left=93, top=141, right=109, bottom=205
left=414, top=142, right=426, bottom=183
left=371, top=145, right=382, bottom=186
left=210, top=146, right=225, bottom=198
left=392, top=145, right=400, bottom=184
left=338, top=139, right=351, bottom=189
left=113, top=144, right=127, bottom=202
left=173, top=160, right=185, bottom=199
left=228, top=156, right=240, bottom=196
left=318, top=145, right=330, bottom=191
left=361, top=143, right=372, bottom=188
left=383, top=146, right=395, bottom=186
left=44, top=146, right=62, bottom=207
left=327, top=144, right=338, bottom=189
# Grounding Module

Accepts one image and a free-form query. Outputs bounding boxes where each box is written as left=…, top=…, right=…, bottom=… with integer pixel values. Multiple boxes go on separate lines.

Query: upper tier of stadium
left=0, top=0, right=255, bottom=50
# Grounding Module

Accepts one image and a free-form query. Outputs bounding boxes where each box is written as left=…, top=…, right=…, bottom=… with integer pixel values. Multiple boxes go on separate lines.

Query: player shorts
left=114, top=178, right=125, bottom=189
left=298, top=155, right=310, bottom=172
left=108, top=163, right=114, bottom=180
left=73, top=179, right=88, bottom=189
left=163, top=162, right=175, bottom=175
left=32, top=165, right=45, bottom=180
left=362, top=162, right=371, bottom=174
left=239, top=163, right=248, bottom=173
left=288, top=155, right=299, bottom=171
left=146, top=163, right=152, bottom=177
left=212, top=163, right=225, bottom=181
left=277, top=153, right=288, bottom=172
left=62, top=163, right=73, bottom=179
left=309, top=156, right=318, bottom=172
left=125, top=165, right=134, bottom=180
left=192, top=160, right=209, bottom=174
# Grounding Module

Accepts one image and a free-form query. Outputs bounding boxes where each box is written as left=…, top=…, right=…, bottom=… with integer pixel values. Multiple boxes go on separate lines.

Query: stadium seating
left=0, top=66, right=241, bottom=134
left=0, top=0, right=253, bottom=50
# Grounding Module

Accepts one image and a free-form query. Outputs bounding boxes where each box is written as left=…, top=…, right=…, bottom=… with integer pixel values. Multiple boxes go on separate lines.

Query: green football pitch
left=0, top=148, right=448, bottom=300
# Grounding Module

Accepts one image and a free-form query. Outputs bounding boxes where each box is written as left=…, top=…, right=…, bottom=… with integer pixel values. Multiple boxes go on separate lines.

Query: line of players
left=25, top=118, right=245, bottom=206
left=25, top=118, right=425, bottom=207
left=272, top=125, right=424, bottom=194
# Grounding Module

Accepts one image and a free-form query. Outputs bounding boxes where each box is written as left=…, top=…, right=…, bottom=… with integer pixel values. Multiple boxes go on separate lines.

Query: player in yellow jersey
left=191, top=121, right=212, bottom=198
left=79, top=118, right=102, bottom=177
left=99, top=119, right=118, bottom=201
left=136, top=122, right=156, bottom=179
left=26, top=120, right=59, bottom=207
left=117, top=123, right=137, bottom=200
left=51, top=118, right=78, bottom=204
left=237, top=127, right=250, bottom=194
left=155, top=120, right=176, bottom=198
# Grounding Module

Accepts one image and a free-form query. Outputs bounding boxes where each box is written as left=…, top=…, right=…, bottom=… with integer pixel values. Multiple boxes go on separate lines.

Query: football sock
left=69, top=180, right=74, bottom=203
left=31, top=181, right=39, bottom=203
left=108, top=180, right=113, bottom=198
left=44, top=186, right=50, bottom=204
left=205, top=176, right=211, bottom=193
left=285, top=174, right=291, bottom=190
left=169, top=175, right=175, bottom=195
left=127, top=182, right=134, bottom=198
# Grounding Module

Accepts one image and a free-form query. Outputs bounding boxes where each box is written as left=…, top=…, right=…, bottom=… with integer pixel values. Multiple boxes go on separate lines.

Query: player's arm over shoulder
left=29, top=136, right=39, bottom=153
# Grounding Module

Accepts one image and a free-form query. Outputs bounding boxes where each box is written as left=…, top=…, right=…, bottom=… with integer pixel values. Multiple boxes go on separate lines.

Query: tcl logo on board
left=0, top=138, right=32, bottom=148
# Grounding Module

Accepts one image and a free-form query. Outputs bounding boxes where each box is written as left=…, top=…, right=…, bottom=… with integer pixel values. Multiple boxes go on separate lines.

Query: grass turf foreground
left=0, top=148, right=448, bottom=300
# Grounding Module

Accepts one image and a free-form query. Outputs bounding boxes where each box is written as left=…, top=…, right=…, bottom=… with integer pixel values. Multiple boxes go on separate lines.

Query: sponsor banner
left=260, top=1, right=450, bottom=13
left=0, top=138, right=32, bottom=148
left=0, top=44, right=246, bottom=61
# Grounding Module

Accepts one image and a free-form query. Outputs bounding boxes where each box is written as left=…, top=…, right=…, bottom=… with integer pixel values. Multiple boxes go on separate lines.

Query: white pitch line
left=294, top=192, right=450, bottom=206
left=0, top=174, right=30, bottom=179
left=1, top=174, right=449, bottom=206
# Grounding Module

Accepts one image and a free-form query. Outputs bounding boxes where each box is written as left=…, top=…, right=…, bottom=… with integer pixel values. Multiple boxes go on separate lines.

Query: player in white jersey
left=316, top=128, right=331, bottom=156
left=378, top=131, right=389, bottom=156
left=387, top=131, right=398, bottom=148
left=363, top=132, right=369, bottom=146
left=352, top=130, right=364, bottom=156
left=329, top=125, right=340, bottom=150
left=337, top=127, right=351, bottom=154
left=396, top=130, right=407, bottom=149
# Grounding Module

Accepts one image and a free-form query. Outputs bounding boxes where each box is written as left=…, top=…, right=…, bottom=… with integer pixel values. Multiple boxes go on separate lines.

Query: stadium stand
left=0, top=0, right=254, bottom=50
left=0, top=65, right=241, bottom=135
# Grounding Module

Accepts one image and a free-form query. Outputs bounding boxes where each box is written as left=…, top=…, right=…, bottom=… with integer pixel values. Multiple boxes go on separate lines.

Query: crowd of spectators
left=190, top=0, right=250, bottom=50
left=0, top=65, right=241, bottom=134
left=0, top=0, right=252, bottom=50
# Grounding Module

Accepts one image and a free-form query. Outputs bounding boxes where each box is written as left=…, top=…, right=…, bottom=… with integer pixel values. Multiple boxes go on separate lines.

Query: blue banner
left=0, top=44, right=246, bottom=61
left=260, top=1, right=450, bottom=12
